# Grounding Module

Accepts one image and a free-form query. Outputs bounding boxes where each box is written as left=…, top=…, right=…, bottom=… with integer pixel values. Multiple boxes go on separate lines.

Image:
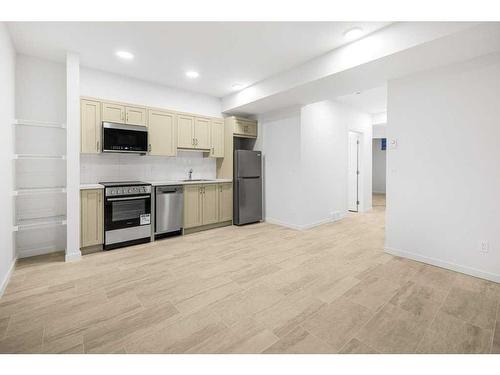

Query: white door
left=348, top=131, right=360, bottom=212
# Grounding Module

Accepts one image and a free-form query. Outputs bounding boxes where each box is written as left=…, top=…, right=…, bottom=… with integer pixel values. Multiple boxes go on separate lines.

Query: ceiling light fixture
left=231, top=83, right=245, bottom=91
left=115, top=50, right=134, bottom=60
left=344, top=27, right=363, bottom=40
left=185, top=71, right=200, bottom=79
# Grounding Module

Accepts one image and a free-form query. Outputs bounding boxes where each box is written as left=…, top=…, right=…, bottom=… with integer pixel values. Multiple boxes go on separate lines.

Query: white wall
left=386, top=53, right=500, bottom=282
left=80, top=67, right=222, bottom=183
left=0, top=23, right=16, bottom=295
left=258, top=108, right=302, bottom=227
left=80, top=67, right=221, bottom=117
left=372, top=123, right=387, bottom=139
left=259, top=101, right=371, bottom=230
left=301, top=101, right=372, bottom=226
left=372, top=139, right=386, bottom=193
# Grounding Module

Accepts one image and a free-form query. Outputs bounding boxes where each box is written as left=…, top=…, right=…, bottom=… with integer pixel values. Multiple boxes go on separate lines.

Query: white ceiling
left=7, top=22, right=391, bottom=98
left=335, top=86, right=387, bottom=114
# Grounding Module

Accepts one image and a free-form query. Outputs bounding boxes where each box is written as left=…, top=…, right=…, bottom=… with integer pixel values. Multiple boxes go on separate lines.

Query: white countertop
left=80, top=180, right=232, bottom=189
left=148, top=179, right=232, bottom=186
left=80, top=184, right=104, bottom=190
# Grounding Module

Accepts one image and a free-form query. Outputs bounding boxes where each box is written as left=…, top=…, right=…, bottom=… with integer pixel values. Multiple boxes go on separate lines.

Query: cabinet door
left=234, top=119, right=257, bottom=138
left=201, top=184, right=219, bottom=225
left=102, top=102, right=125, bottom=123
left=80, top=99, right=101, bottom=154
left=177, top=114, right=195, bottom=149
left=183, top=185, right=202, bottom=228
left=210, top=119, right=224, bottom=158
left=194, top=117, right=211, bottom=150
left=80, top=189, right=103, bottom=248
left=148, top=109, right=176, bottom=156
left=218, top=183, right=233, bottom=222
left=125, top=106, right=147, bottom=126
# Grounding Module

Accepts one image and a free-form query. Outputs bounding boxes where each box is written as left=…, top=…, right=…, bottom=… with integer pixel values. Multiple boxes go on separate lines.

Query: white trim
left=0, top=259, right=16, bottom=297
left=65, top=251, right=81, bottom=262
left=265, top=213, right=346, bottom=231
left=385, top=246, right=500, bottom=284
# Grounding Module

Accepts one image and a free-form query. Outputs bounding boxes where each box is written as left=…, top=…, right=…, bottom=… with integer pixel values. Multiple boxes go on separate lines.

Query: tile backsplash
left=80, top=151, right=216, bottom=183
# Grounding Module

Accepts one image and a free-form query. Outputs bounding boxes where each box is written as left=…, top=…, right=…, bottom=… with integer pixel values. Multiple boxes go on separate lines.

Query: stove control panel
left=105, top=185, right=151, bottom=197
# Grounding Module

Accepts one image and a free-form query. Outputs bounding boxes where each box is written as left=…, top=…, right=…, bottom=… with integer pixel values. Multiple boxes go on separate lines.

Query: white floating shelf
left=13, top=215, right=67, bottom=232
left=14, top=119, right=66, bottom=129
left=13, top=154, right=66, bottom=160
left=13, top=187, right=67, bottom=196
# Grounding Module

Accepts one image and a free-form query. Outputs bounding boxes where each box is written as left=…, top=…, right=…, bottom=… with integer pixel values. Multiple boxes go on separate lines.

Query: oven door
left=104, top=194, right=151, bottom=231
left=102, top=122, right=148, bottom=154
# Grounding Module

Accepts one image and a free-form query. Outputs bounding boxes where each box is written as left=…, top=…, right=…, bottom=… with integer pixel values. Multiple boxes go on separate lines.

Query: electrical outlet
left=480, top=240, right=489, bottom=253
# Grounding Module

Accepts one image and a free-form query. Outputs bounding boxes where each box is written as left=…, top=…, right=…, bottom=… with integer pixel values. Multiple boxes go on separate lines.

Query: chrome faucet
left=188, top=168, right=193, bottom=181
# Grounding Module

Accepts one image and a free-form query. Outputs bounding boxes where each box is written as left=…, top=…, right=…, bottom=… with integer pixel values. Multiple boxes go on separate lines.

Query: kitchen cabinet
left=202, top=184, right=219, bottom=225
left=183, top=185, right=202, bottom=229
left=194, top=117, right=211, bottom=149
left=102, top=102, right=125, bottom=123
left=125, top=106, right=147, bottom=126
left=177, top=114, right=195, bottom=149
left=80, top=99, right=101, bottom=154
left=183, top=182, right=233, bottom=229
left=233, top=117, right=257, bottom=138
left=148, top=109, right=176, bottom=156
left=210, top=119, right=224, bottom=158
left=80, top=189, right=104, bottom=248
left=218, top=183, right=233, bottom=222
left=177, top=115, right=212, bottom=151
left=102, top=102, right=147, bottom=126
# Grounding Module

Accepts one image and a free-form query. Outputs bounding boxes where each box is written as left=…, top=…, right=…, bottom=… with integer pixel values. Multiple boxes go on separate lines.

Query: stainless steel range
left=100, top=181, right=152, bottom=250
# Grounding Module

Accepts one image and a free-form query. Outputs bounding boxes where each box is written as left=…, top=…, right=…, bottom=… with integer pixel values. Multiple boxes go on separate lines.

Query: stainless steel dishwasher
left=155, top=185, right=183, bottom=239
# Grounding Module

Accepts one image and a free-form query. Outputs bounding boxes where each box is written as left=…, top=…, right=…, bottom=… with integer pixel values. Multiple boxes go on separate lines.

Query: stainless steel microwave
left=102, top=122, right=148, bottom=154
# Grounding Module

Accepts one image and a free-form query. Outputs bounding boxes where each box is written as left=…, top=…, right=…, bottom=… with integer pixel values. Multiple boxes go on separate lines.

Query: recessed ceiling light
left=344, top=27, right=363, bottom=40
left=231, top=83, right=246, bottom=91
left=185, top=71, right=200, bottom=79
left=115, top=50, right=134, bottom=60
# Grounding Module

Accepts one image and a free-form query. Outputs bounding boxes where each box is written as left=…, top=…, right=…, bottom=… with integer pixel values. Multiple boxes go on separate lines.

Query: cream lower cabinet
left=218, top=183, right=233, bottom=222
left=80, top=189, right=104, bottom=248
left=148, top=109, right=176, bottom=156
left=183, top=183, right=233, bottom=229
left=81, top=99, right=101, bottom=154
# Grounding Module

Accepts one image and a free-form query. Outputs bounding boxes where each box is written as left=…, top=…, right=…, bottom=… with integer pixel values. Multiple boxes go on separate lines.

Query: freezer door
left=235, top=150, right=262, bottom=178
left=235, top=177, right=262, bottom=225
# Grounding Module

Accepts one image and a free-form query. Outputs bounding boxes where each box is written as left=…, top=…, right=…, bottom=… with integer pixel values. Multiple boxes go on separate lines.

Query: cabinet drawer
left=234, top=119, right=257, bottom=138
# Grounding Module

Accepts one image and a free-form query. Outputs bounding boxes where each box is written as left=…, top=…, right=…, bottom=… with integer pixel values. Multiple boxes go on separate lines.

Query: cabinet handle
left=96, top=141, right=100, bottom=152
left=192, top=138, right=195, bottom=146
left=195, top=138, right=198, bottom=146
left=148, top=144, right=152, bottom=152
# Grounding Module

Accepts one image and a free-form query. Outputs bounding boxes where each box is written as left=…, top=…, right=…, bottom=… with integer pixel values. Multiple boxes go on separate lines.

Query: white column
left=65, top=52, right=81, bottom=262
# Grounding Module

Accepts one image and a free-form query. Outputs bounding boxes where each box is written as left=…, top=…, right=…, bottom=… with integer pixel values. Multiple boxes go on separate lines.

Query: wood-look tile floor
left=1, top=197, right=500, bottom=354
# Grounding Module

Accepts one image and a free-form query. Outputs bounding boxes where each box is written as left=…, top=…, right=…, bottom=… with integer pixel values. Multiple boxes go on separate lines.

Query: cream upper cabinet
left=102, top=102, right=125, bottom=123
left=80, top=189, right=104, bottom=248
left=202, top=184, right=219, bottom=225
left=81, top=99, right=101, bottom=154
left=194, top=117, right=211, bottom=150
left=183, top=185, right=202, bottom=229
left=148, top=109, right=176, bottom=156
left=125, top=106, right=147, bottom=126
left=218, top=183, right=233, bottom=222
left=210, top=119, right=224, bottom=158
left=233, top=117, right=258, bottom=138
left=177, top=114, right=195, bottom=149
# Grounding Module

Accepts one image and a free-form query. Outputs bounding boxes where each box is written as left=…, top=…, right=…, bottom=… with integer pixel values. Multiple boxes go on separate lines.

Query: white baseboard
left=65, top=251, right=82, bottom=262
left=265, top=213, right=346, bottom=231
left=17, top=245, right=63, bottom=259
left=385, top=246, right=500, bottom=284
left=0, top=259, right=16, bottom=298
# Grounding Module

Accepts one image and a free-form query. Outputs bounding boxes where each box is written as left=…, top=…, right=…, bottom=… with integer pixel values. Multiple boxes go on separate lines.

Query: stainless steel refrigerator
left=234, top=150, right=262, bottom=225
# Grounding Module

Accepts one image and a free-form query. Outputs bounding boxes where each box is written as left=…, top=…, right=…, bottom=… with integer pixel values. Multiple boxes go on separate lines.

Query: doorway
left=348, top=131, right=361, bottom=212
